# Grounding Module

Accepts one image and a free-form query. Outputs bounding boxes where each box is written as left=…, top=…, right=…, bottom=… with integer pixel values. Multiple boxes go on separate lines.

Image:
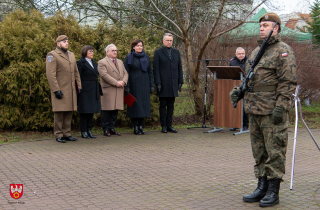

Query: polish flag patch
left=282, top=53, right=288, bottom=57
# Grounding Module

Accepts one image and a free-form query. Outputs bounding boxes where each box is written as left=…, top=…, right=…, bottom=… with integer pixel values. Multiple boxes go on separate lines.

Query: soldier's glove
left=229, top=89, right=238, bottom=104
left=55, top=90, right=63, bottom=99
left=272, top=106, right=285, bottom=125
left=150, top=87, right=154, bottom=94
left=124, top=87, right=130, bottom=97
left=157, top=84, right=161, bottom=93
left=178, top=83, right=182, bottom=92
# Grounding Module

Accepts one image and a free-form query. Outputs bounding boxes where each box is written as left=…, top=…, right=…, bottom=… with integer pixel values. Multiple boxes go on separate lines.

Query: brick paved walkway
left=0, top=128, right=319, bottom=209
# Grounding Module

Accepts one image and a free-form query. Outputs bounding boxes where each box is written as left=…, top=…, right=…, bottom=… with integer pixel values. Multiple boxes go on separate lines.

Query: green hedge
left=0, top=10, right=163, bottom=130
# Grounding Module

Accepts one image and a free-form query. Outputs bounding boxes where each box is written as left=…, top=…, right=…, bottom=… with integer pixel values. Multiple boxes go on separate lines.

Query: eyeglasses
left=164, top=40, right=173, bottom=42
left=111, top=50, right=117, bottom=52
left=88, top=50, right=94, bottom=53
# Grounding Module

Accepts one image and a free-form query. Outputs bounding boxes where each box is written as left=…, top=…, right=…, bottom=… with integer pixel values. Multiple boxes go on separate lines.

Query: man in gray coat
left=153, top=33, right=183, bottom=133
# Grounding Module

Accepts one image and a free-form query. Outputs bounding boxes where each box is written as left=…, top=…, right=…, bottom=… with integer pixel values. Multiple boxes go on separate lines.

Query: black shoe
left=64, top=136, right=77, bottom=141
left=243, top=126, right=248, bottom=131
left=134, top=126, right=142, bottom=135
left=243, top=176, right=268, bottom=203
left=230, top=128, right=236, bottom=131
left=56, top=137, right=66, bottom=143
left=81, top=132, right=90, bottom=138
left=161, top=127, right=167, bottom=133
left=138, top=126, right=146, bottom=134
left=109, top=129, right=121, bottom=136
left=88, top=130, right=96, bottom=138
left=259, top=179, right=281, bottom=207
left=167, top=126, right=178, bottom=133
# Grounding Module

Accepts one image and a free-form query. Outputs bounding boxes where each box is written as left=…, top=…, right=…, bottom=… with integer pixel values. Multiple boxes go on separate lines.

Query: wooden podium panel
left=208, top=66, right=244, bottom=80
left=214, top=79, right=242, bottom=128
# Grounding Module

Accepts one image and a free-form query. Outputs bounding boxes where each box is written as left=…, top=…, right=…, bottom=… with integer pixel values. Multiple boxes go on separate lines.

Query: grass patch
left=0, top=131, right=53, bottom=144
left=174, top=86, right=195, bottom=116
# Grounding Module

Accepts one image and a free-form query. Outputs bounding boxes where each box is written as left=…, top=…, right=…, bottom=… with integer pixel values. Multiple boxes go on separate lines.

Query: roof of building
left=223, top=8, right=312, bottom=43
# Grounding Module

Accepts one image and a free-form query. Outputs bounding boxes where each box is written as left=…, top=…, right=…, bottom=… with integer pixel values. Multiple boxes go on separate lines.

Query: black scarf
left=128, top=50, right=148, bottom=72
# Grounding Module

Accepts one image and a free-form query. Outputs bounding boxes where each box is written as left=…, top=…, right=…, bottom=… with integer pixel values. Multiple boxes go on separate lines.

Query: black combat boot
left=259, top=178, right=280, bottom=207
left=243, top=176, right=268, bottom=202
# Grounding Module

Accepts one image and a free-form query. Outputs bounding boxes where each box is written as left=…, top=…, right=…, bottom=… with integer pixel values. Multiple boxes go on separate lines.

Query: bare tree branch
left=127, top=1, right=183, bottom=39
left=92, top=0, right=118, bottom=24
left=150, top=0, right=183, bottom=34
left=209, top=0, right=267, bottom=40
left=171, top=0, right=185, bottom=33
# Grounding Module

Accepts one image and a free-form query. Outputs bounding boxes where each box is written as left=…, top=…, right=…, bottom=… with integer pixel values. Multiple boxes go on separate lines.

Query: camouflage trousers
left=249, top=113, right=289, bottom=180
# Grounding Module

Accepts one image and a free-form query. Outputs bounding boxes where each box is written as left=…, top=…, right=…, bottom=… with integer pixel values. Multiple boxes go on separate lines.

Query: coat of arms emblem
left=10, top=184, right=23, bottom=199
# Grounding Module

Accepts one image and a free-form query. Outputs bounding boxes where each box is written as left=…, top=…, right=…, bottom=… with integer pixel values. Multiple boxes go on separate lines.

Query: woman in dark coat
left=124, top=39, right=154, bottom=135
left=77, top=45, right=102, bottom=138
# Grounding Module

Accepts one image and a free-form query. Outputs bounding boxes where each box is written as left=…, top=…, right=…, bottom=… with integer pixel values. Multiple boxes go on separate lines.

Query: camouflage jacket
left=243, top=34, right=297, bottom=115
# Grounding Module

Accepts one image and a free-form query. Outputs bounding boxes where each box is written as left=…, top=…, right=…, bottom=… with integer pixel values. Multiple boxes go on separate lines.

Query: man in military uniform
left=229, top=47, right=249, bottom=131
left=46, top=35, right=82, bottom=143
left=230, top=13, right=297, bottom=207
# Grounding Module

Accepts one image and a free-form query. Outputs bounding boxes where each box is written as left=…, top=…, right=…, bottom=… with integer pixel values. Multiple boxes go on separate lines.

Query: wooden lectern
left=207, top=66, right=249, bottom=135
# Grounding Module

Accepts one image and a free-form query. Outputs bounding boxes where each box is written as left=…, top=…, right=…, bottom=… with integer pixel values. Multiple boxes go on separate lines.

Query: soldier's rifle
left=233, top=20, right=279, bottom=108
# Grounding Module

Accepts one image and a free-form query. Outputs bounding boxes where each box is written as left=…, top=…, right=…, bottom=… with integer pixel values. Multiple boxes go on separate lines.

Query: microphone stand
left=187, top=59, right=229, bottom=133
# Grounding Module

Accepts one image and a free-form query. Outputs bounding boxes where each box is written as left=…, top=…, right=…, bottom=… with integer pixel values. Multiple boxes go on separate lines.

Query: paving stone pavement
left=0, top=128, right=319, bottom=210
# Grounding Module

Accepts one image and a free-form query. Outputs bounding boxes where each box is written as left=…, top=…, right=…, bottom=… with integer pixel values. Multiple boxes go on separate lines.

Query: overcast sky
left=255, top=0, right=314, bottom=15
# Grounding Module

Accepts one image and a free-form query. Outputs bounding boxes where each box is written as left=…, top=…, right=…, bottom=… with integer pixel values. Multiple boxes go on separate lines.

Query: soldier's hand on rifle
left=55, top=90, right=63, bottom=99
left=229, top=89, right=238, bottom=104
left=272, top=106, right=285, bottom=125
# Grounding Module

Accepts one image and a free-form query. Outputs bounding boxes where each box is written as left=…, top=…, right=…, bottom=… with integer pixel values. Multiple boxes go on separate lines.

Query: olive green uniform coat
left=98, top=57, right=128, bottom=110
left=46, top=47, right=82, bottom=112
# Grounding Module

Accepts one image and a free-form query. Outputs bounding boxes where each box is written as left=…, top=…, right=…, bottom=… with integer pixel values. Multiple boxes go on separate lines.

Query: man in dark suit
left=153, top=33, right=183, bottom=133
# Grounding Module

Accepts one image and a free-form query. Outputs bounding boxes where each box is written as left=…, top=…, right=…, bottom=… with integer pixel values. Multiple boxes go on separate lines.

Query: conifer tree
left=305, top=0, right=320, bottom=44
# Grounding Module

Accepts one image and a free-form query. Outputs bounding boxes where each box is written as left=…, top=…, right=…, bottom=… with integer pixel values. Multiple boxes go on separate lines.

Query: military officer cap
left=259, top=12, right=281, bottom=25
left=56, top=35, right=68, bottom=42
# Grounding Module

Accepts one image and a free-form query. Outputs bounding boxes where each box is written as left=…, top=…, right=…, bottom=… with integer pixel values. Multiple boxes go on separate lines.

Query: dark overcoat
left=229, top=56, right=248, bottom=71
left=153, top=46, right=183, bottom=97
left=76, top=57, right=101, bottom=113
left=124, top=54, right=154, bottom=118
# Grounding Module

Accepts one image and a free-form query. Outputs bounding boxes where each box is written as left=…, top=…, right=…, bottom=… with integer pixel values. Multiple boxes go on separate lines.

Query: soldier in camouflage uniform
left=230, top=13, right=297, bottom=207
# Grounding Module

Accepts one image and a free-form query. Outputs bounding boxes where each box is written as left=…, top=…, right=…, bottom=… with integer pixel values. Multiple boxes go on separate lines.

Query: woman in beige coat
left=98, top=44, right=128, bottom=137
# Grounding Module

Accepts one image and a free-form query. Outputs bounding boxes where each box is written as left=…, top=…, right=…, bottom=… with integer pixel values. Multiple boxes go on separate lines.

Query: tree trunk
left=183, top=37, right=203, bottom=115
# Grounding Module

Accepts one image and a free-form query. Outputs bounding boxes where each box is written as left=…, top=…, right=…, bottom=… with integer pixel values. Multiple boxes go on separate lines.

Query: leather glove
left=157, top=84, right=161, bottom=93
left=55, top=90, right=63, bottom=99
left=124, top=87, right=130, bottom=96
left=150, top=87, right=154, bottom=94
left=272, top=106, right=285, bottom=125
left=178, top=83, right=182, bottom=92
left=229, top=89, right=238, bottom=104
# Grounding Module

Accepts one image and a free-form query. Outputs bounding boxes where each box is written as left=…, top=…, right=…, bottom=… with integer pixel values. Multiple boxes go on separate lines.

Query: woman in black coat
left=124, top=39, right=154, bottom=135
left=77, top=45, right=102, bottom=138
